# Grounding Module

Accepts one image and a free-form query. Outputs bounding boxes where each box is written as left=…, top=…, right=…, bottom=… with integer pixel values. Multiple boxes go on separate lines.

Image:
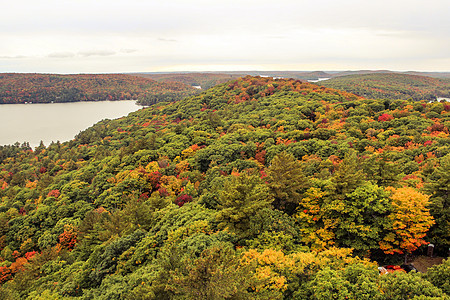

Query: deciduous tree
left=379, top=187, right=435, bottom=259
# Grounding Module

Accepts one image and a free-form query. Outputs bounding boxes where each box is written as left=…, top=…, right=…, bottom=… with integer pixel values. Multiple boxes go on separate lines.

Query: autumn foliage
left=0, top=73, right=198, bottom=104
left=322, top=73, right=450, bottom=101
left=380, top=187, right=435, bottom=255
left=0, top=75, right=448, bottom=298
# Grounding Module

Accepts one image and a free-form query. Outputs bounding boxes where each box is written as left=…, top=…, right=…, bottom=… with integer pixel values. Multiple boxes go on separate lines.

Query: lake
left=308, top=78, right=331, bottom=83
left=0, top=100, right=142, bottom=148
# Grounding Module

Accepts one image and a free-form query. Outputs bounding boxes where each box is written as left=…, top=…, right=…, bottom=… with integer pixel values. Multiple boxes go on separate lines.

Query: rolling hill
left=0, top=76, right=448, bottom=299
left=132, top=72, right=243, bottom=90
left=0, top=73, right=199, bottom=105
left=320, top=73, right=450, bottom=101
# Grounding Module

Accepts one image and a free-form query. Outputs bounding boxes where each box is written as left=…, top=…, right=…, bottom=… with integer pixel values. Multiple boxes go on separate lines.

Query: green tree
left=329, top=150, right=364, bottom=197
left=425, top=258, right=450, bottom=294
left=426, top=154, right=450, bottom=248
left=334, top=183, right=391, bottom=252
left=305, top=264, right=382, bottom=300
left=309, top=151, right=366, bottom=249
left=168, top=244, right=250, bottom=300
left=362, top=152, right=400, bottom=187
left=304, top=267, right=352, bottom=300
left=266, top=152, right=310, bottom=215
left=379, top=271, right=446, bottom=299
left=216, top=173, right=272, bottom=235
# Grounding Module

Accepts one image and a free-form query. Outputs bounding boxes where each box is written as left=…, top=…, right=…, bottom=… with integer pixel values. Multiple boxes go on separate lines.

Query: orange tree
left=379, top=187, right=435, bottom=260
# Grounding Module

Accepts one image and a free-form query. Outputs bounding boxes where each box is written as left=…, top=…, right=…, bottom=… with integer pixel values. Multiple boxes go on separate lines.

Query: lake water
left=308, top=78, right=331, bottom=83
left=0, top=100, right=142, bottom=148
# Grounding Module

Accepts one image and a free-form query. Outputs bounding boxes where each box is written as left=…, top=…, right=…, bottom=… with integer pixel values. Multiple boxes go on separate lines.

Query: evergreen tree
left=216, top=173, right=272, bottom=235
left=266, top=151, right=310, bottom=215
left=329, top=150, right=364, bottom=197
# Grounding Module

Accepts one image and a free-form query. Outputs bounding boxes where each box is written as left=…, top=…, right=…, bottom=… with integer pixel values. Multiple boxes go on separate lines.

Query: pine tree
left=216, top=173, right=272, bottom=234
left=266, top=151, right=310, bottom=215
left=330, top=150, right=364, bottom=197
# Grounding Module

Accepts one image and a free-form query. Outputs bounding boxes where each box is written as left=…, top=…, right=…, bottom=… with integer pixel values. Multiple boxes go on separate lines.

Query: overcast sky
left=1, top=0, right=449, bottom=73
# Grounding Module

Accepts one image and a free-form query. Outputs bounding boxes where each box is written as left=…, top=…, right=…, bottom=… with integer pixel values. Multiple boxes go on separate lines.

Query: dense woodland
left=133, top=71, right=450, bottom=91
left=0, top=76, right=449, bottom=299
left=0, top=74, right=198, bottom=106
left=321, top=73, right=450, bottom=101
left=133, top=73, right=242, bottom=90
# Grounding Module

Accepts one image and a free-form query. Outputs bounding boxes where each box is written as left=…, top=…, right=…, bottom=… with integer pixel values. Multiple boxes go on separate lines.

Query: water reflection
left=0, top=100, right=141, bottom=148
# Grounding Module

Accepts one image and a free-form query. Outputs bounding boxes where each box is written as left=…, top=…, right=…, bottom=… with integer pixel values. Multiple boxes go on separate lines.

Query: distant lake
left=0, top=100, right=142, bottom=148
left=308, top=78, right=331, bottom=83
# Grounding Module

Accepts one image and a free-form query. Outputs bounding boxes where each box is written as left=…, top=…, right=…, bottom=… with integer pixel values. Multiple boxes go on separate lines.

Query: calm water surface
left=0, top=100, right=142, bottom=148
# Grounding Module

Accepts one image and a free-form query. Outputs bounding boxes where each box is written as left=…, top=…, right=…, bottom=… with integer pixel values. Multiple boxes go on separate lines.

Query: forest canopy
left=320, top=73, right=450, bottom=101
left=0, top=73, right=199, bottom=105
left=0, top=76, right=449, bottom=299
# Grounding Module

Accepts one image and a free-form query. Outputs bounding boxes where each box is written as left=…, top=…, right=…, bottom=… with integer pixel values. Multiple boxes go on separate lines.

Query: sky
left=1, top=0, right=449, bottom=73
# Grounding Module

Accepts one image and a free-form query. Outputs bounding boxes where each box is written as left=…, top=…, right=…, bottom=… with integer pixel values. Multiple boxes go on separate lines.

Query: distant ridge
left=0, top=73, right=198, bottom=105
left=132, top=70, right=450, bottom=85
left=320, top=72, right=450, bottom=101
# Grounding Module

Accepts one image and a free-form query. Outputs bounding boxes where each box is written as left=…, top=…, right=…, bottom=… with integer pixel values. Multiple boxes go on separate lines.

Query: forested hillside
left=320, top=73, right=450, bottom=101
left=133, top=73, right=242, bottom=90
left=132, top=71, right=450, bottom=91
left=0, top=73, right=198, bottom=105
left=0, top=76, right=449, bottom=299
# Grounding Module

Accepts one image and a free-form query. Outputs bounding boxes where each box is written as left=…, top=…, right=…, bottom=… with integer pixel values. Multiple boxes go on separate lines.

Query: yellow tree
left=295, top=187, right=336, bottom=251
left=380, top=187, right=435, bottom=260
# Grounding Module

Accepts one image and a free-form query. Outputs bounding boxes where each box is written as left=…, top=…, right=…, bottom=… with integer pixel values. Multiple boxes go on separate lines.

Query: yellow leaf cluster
left=25, top=180, right=38, bottom=189
left=241, top=249, right=288, bottom=292
left=176, top=160, right=189, bottom=173
left=160, top=175, right=182, bottom=196
left=145, top=161, right=160, bottom=173
left=240, top=247, right=372, bottom=294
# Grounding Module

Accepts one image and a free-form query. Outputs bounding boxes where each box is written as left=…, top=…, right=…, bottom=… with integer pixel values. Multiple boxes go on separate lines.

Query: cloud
left=47, top=52, right=76, bottom=58
left=267, top=36, right=287, bottom=39
left=1, top=0, right=449, bottom=73
left=47, top=51, right=118, bottom=59
left=78, top=50, right=116, bottom=57
left=0, top=55, right=27, bottom=59
left=158, top=38, right=177, bottom=42
left=120, top=48, right=137, bottom=53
